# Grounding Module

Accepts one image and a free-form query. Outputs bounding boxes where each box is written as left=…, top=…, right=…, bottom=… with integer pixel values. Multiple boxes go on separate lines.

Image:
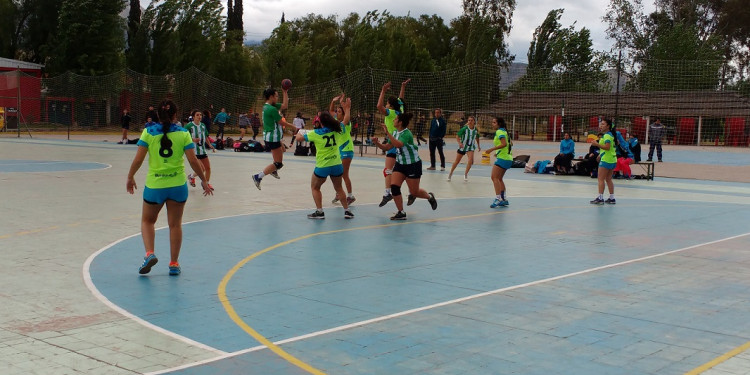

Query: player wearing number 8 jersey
left=372, top=112, right=437, bottom=221
left=483, top=116, right=512, bottom=208
left=297, top=99, right=354, bottom=220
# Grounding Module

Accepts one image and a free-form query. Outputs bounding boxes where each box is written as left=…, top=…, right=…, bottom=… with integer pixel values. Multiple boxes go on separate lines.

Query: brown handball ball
left=281, top=79, right=292, bottom=90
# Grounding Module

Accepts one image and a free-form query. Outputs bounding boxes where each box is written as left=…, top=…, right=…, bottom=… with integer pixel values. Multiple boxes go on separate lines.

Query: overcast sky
left=142, top=0, right=656, bottom=62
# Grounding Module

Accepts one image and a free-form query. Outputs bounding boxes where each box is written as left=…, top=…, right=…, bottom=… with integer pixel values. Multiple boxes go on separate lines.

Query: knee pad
left=274, top=162, right=284, bottom=170
left=390, top=185, right=402, bottom=197
left=383, top=168, right=392, bottom=177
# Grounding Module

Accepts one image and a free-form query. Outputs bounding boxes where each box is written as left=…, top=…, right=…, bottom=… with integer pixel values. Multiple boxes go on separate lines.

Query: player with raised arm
left=251, top=86, right=295, bottom=189
left=376, top=79, right=410, bottom=207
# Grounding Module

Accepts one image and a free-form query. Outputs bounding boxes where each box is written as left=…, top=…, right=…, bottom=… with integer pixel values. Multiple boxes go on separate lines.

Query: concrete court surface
left=2, top=136, right=750, bottom=375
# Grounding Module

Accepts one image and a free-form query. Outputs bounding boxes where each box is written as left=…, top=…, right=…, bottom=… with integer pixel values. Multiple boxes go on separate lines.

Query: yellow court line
left=216, top=207, right=564, bottom=375
left=685, top=340, right=750, bottom=375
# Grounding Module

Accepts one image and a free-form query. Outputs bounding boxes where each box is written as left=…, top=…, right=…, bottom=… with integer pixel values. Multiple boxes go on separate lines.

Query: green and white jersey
left=136, top=124, right=195, bottom=189
left=304, top=128, right=343, bottom=168
left=262, top=102, right=284, bottom=142
left=394, top=129, right=420, bottom=165
left=184, top=121, right=209, bottom=156
left=457, top=125, right=479, bottom=152
left=493, top=128, right=513, bottom=161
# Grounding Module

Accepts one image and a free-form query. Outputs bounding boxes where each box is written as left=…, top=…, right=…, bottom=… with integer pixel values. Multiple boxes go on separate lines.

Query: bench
left=633, top=161, right=655, bottom=180
left=570, top=158, right=655, bottom=180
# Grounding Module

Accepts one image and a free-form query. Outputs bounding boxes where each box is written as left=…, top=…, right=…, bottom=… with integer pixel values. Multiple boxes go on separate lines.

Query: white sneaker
left=446, top=176, right=452, bottom=181
left=464, top=175, right=468, bottom=181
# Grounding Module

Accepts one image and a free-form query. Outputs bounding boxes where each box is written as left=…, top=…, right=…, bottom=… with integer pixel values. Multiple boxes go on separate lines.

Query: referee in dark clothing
left=427, top=108, right=447, bottom=170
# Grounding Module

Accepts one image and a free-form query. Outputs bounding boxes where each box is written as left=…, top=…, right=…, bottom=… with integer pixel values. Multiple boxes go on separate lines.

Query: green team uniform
left=457, top=125, right=479, bottom=152
left=305, top=128, right=343, bottom=168
left=394, top=129, right=420, bottom=165
left=184, top=121, right=209, bottom=156
left=262, top=103, right=283, bottom=142
left=599, top=132, right=616, bottom=164
left=493, top=128, right=512, bottom=161
left=338, top=122, right=354, bottom=152
left=136, top=124, right=195, bottom=188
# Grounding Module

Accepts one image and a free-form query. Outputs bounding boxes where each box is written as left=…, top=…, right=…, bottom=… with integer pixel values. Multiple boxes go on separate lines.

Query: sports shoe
left=605, top=198, right=616, bottom=205
left=188, top=174, right=196, bottom=187
left=407, top=194, right=416, bottom=206
left=139, top=254, right=158, bottom=275
left=440, top=167, right=445, bottom=171
left=346, top=196, right=356, bottom=205
left=490, top=198, right=503, bottom=208
left=658, top=159, right=663, bottom=162
left=390, top=211, right=407, bottom=220
left=332, top=196, right=340, bottom=204
left=252, top=174, right=262, bottom=190
left=646, top=158, right=653, bottom=162
left=344, top=210, right=354, bottom=219
left=270, top=170, right=280, bottom=179
left=427, top=192, right=438, bottom=210
left=590, top=197, right=605, bottom=205
left=498, top=199, right=509, bottom=207
left=426, top=166, right=436, bottom=171
left=307, top=210, right=325, bottom=219
left=169, top=263, right=181, bottom=276
left=464, top=175, right=468, bottom=181
left=446, top=176, right=452, bottom=181
left=379, top=194, right=393, bottom=207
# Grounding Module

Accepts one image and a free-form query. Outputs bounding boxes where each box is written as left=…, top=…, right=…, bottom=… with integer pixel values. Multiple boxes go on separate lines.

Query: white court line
left=82, top=232, right=227, bottom=356
left=145, top=229, right=750, bottom=374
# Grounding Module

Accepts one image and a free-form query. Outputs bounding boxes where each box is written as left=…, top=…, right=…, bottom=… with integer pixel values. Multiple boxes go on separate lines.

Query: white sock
left=496, top=195, right=502, bottom=200
left=348, top=193, right=354, bottom=198
left=598, top=194, right=603, bottom=200
left=257, top=171, right=265, bottom=179
left=609, top=194, right=615, bottom=199
left=385, top=188, right=391, bottom=196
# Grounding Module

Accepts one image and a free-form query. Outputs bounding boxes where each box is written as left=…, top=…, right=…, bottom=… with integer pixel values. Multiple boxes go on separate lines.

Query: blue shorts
left=340, top=151, right=354, bottom=160
left=599, top=161, right=616, bottom=170
left=314, top=164, right=344, bottom=178
left=494, top=158, right=512, bottom=170
left=386, top=148, right=398, bottom=156
left=143, top=183, right=189, bottom=204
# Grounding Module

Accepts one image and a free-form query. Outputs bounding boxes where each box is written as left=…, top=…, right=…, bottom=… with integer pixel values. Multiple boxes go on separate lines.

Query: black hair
left=263, top=88, right=277, bottom=100
left=387, top=96, right=403, bottom=113
left=191, top=109, right=202, bottom=119
left=396, top=113, right=414, bottom=128
left=319, top=112, right=342, bottom=133
left=495, top=116, right=512, bottom=152
left=604, top=118, right=622, bottom=152
left=157, top=100, right=177, bottom=151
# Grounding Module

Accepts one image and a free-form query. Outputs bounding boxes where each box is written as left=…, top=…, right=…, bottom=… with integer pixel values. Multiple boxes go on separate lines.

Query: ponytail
left=157, top=100, right=177, bottom=151
left=496, top=116, right=512, bottom=153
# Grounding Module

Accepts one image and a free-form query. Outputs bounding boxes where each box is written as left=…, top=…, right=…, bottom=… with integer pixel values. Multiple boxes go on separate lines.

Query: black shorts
left=393, top=160, right=423, bottom=179
left=457, top=149, right=467, bottom=155
left=266, top=141, right=282, bottom=150
left=239, top=125, right=248, bottom=129
left=121, top=124, right=130, bottom=130
left=197, top=154, right=208, bottom=160
left=386, top=153, right=397, bottom=159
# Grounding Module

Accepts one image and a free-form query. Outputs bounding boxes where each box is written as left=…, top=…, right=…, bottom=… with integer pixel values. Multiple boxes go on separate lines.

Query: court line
left=216, top=208, right=750, bottom=375
left=82, top=232, right=227, bottom=356
left=685, top=340, right=750, bottom=375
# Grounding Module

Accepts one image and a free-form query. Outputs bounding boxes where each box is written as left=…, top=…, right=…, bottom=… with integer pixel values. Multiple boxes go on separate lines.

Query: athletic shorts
left=386, top=148, right=398, bottom=157
left=599, top=161, right=616, bottom=170
left=494, top=159, right=512, bottom=170
left=266, top=141, right=282, bottom=150
left=340, top=151, right=354, bottom=160
left=121, top=124, right=130, bottom=130
left=143, top=183, right=188, bottom=205
left=314, top=164, right=344, bottom=178
left=457, top=149, right=467, bottom=155
left=197, top=154, right=208, bottom=160
left=393, top=160, right=423, bottom=179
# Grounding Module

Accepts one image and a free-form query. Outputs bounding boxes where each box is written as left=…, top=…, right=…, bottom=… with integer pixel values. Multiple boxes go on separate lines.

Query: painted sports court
left=2, top=135, right=750, bottom=375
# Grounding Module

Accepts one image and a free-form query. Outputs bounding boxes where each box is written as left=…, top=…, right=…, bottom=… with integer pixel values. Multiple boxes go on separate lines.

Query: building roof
left=0, top=57, right=44, bottom=71
left=490, top=91, right=750, bottom=118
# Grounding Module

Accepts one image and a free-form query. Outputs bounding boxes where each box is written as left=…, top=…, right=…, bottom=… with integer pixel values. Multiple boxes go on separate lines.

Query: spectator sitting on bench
left=582, top=133, right=601, bottom=178
left=628, top=133, right=641, bottom=163
left=554, top=132, right=575, bottom=174
left=614, top=130, right=634, bottom=179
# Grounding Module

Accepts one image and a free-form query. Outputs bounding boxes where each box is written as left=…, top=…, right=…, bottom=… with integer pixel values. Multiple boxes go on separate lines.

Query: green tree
left=0, top=0, right=18, bottom=58
left=127, top=0, right=140, bottom=53
left=259, top=22, right=311, bottom=86
left=46, top=0, right=126, bottom=75
left=461, top=0, right=516, bottom=65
